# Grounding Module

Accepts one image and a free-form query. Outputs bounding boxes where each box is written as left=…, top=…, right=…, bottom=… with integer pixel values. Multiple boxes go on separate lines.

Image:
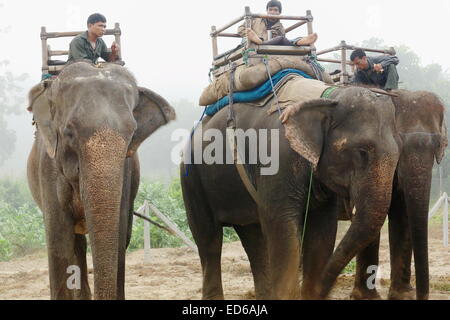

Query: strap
left=263, top=57, right=282, bottom=116
left=226, top=128, right=263, bottom=207
left=227, top=63, right=237, bottom=128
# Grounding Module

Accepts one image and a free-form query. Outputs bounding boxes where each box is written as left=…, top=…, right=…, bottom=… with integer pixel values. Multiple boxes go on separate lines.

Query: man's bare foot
left=296, top=33, right=318, bottom=46
left=246, top=28, right=263, bottom=45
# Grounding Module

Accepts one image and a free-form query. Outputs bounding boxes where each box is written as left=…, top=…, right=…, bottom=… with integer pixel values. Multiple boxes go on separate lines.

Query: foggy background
left=1, top=0, right=450, bottom=179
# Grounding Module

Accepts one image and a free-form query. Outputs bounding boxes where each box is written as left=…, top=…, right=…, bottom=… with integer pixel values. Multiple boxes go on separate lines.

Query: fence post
left=444, top=193, right=449, bottom=247
left=143, top=201, right=152, bottom=263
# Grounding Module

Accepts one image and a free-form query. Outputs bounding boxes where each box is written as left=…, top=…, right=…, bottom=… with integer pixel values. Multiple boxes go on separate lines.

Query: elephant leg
left=260, top=209, right=301, bottom=300
left=73, top=234, right=92, bottom=300
left=234, top=224, right=271, bottom=300
left=351, top=236, right=382, bottom=300
left=194, top=226, right=224, bottom=300
left=388, top=196, right=415, bottom=300
left=182, top=173, right=224, bottom=299
left=301, top=206, right=338, bottom=300
left=44, top=209, right=91, bottom=300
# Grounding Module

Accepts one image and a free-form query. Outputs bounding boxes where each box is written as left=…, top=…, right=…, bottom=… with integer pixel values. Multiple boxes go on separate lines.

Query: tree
left=0, top=31, right=28, bottom=166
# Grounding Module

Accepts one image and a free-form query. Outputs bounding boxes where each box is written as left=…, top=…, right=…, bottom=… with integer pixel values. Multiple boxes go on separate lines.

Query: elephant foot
left=350, top=287, right=382, bottom=300
left=388, top=286, right=416, bottom=300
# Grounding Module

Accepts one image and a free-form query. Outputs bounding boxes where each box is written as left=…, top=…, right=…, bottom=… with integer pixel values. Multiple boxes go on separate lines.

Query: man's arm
left=100, top=41, right=119, bottom=62
left=237, top=22, right=247, bottom=38
left=377, top=55, right=400, bottom=70
left=68, top=38, right=90, bottom=61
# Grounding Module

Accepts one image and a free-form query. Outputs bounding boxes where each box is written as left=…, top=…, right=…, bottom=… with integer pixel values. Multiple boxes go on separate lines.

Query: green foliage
left=342, top=260, right=356, bottom=275
left=0, top=176, right=238, bottom=261
left=128, top=177, right=239, bottom=251
left=0, top=179, right=46, bottom=261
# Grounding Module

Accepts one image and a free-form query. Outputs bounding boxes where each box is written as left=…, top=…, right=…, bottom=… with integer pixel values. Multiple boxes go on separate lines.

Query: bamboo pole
left=444, top=194, right=449, bottom=247
left=340, top=40, right=348, bottom=84
left=42, top=29, right=116, bottom=39
left=251, top=13, right=309, bottom=21
left=217, top=32, right=241, bottom=38
left=428, top=195, right=446, bottom=219
left=285, top=21, right=307, bottom=34
left=143, top=201, right=152, bottom=263
left=316, top=45, right=343, bottom=56
left=114, top=23, right=122, bottom=60
left=306, top=10, right=316, bottom=55
left=41, top=27, right=49, bottom=75
left=148, top=203, right=198, bottom=252
left=211, top=26, right=219, bottom=58
left=317, top=58, right=353, bottom=65
left=210, top=15, right=245, bottom=37
left=49, top=50, right=69, bottom=56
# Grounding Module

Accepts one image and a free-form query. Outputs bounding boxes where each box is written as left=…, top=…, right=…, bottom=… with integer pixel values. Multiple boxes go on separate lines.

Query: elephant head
left=391, top=90, right=447, bottom=300
left=28, top=61, right=175, bottom=299
left=284, top=87, right=400, bottom=298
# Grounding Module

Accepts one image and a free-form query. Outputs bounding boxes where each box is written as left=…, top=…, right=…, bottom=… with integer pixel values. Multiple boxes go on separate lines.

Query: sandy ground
left=0, top=223, right=448, bottom=300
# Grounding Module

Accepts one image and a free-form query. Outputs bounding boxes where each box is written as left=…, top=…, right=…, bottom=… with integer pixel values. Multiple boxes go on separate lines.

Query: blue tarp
left=205, top=68, right=312, bottom=117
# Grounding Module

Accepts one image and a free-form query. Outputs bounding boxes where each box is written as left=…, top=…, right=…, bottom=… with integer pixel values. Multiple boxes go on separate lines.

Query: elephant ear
left=28, top=81, right=58, bottom=159
left=435, top=119, right=448, bottom=164
left=128, top=87, right=176, bottom=157
left=284, top=99, right=338, bottom=170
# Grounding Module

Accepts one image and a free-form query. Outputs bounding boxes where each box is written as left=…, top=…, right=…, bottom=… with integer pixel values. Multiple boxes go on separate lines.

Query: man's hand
left=111, top=41, right=120, bottom=55
left=373, top=63, right=384, bottom=73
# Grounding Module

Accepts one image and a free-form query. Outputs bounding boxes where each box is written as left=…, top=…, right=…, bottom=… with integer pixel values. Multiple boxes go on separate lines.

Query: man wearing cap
left=238, top=0, right=318, bottom=46
left=68, top=13, right=120, bottom=64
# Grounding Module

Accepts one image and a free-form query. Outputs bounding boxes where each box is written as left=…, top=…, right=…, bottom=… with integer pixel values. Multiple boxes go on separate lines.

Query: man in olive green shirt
left=67, top=13, right=119, bottom=64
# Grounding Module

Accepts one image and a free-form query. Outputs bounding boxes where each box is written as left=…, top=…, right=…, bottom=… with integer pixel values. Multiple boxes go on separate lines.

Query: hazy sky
left=1, top=0, right=450, bottom=176
left=0, top=0, right=449, bottom=101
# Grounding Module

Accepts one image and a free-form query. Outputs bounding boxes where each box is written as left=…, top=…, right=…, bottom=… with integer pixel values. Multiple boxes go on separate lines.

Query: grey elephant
left=180, top=86, right=400, bottom=300
left=27, top=61, right=175, bottom=300
left=343, top=90, right=448, bottom=300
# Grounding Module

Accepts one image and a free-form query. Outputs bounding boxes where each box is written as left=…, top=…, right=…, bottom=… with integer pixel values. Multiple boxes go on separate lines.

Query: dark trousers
left=262, top=36, right=302, bottom=46
left=384, top=64, right=400, bottom=90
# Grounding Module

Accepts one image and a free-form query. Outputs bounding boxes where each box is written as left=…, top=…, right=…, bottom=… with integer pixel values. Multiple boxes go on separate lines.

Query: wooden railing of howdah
left=209, top=7, right=316, bottom=78
left=316, top=40, right=396, bottom=84
left=40, top=23, right=122, bottom=75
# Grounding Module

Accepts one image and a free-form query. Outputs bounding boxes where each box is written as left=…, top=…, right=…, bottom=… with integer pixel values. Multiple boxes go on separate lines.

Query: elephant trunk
left=80, top=127, right=128, bottom=300
left=401, top=162, right=433, bottom=300
left=319, top=156, right=397, bottom=298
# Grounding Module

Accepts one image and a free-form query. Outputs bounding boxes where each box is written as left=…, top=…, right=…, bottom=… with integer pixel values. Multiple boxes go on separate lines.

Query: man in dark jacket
left=350, top=49, right=400, bottom=90
left=67, top=13, right=119, bottom=64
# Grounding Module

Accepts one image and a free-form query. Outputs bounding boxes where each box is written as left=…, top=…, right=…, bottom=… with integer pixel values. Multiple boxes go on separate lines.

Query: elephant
left=342, top=89, right=448, bottom=300
left=180, top=86, right=401, bottom=300
left=27, top=61, right=175, bottom=300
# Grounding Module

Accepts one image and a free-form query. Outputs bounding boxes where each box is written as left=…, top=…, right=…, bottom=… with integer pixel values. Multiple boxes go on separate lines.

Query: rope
left=262, top=57, right=283, bottom=117
left=227, top=63, right=237, bottom=128
left=300, top=166, right=314, bottom=255
left=184, top=107, right=207, bottom=177
left=305, top=55, right=324, bottom=82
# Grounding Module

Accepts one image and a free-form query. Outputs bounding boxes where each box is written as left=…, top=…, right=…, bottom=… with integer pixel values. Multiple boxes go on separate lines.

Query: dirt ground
left=0, top=223, right=448, bottom=300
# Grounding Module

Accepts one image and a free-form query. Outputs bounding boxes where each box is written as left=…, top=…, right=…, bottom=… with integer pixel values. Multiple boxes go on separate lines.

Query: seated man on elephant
left=350, top=49, right=400, bottom=91
left=67, top=13, right=120, bottom=64
left=237, top=0, right=318, bottom=46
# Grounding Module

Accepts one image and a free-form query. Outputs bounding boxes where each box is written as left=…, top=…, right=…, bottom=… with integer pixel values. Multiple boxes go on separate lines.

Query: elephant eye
left=356, top=148, right=369, bottom=169
left=63, top=128, right=74, bottom=139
